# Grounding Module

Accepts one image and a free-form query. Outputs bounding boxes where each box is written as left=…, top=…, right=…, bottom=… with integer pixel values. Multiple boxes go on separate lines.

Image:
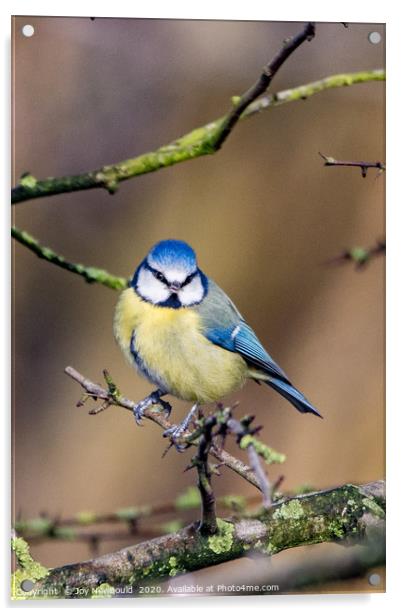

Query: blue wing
left=196, top=278, right=322, bottom=417
left=207, top=320, right=291, bottom=384
left=196, top=279, right=290, bottom=383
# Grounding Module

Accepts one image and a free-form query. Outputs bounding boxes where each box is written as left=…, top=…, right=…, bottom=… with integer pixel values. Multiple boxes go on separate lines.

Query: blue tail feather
left=266, top=377, right=322, bottom=418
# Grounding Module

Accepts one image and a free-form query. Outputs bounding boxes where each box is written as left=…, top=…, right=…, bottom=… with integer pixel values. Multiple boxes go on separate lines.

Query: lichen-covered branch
left=14, top=481, right=384, bottom=599
left=12, top=226, right=128, bottom=291
left=11, top=67, right=384, bottom=205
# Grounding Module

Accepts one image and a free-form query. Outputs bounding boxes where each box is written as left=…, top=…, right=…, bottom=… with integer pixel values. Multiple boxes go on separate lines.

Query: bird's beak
left=169, top=282, right=181, bottom=293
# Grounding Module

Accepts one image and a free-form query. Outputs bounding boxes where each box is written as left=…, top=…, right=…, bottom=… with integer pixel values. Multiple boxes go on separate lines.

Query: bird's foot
left=163, top=403, right=199, bottom=451
left=132, top=389, right=171, bottom=425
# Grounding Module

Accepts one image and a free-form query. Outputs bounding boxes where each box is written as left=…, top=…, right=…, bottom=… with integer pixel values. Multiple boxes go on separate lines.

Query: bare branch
left=211, top=22, right=315, bottom=149
left=64, top=367, right=285, bottom=491
left=327, top=239, right=386, bottom=269
left=319, top=152, right=385, bottom=178
left=226, top=416, right=273, bottom=508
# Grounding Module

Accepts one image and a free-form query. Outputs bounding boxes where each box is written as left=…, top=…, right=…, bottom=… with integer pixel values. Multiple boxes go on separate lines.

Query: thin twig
left=327, top=239, right=386, bottom=269
left=227, top=417, right=272, bottom=508
left=319, top=152, right=385, bottom=178
left=65, top=367, right=273, bottom=491
left=211, top=22, right=315, bottom=149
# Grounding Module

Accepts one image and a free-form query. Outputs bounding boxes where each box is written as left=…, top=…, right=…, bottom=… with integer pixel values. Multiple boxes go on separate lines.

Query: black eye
left=183, top=272, right=196, bottom=286
left=153, top=270, right=167, bottom=284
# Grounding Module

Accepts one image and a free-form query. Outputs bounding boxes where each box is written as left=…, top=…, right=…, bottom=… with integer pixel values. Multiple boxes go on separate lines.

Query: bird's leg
left=132, top=389, right=171, bottom=425
left=163, top=403, right=199, bottom=449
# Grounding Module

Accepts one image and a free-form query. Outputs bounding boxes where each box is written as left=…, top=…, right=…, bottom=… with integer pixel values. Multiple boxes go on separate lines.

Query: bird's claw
left=156, top=397, right=172, bottom=419
left=132, top=390, right=171, bottom=425
left=163, top=424, right=189, bottom=452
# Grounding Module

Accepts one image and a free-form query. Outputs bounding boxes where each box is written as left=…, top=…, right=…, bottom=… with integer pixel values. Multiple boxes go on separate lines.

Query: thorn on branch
left=319, top=152, right=385, bottom=178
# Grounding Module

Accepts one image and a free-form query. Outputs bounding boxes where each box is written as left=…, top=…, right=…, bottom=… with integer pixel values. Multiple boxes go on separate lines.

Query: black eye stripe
left=146, top=262, right=198, bottom=288
left=153, top=270, right=168, bottom=284
left=183, top=272, right=197, bottom=286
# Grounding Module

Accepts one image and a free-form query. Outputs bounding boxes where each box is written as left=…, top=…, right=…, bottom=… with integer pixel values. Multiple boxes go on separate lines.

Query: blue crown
left=146, top=239, right=197, bottom=271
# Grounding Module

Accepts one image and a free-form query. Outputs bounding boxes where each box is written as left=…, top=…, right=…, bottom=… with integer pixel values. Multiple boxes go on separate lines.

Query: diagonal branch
left=16, top=480, right=385, bottom=598
left=210, top=22, right=315, bottom=149
left=64, top=367, right=285, bottom=491
left=11, top=42, right=384, bottom=206
left=12, top=226, right=128, bottom=291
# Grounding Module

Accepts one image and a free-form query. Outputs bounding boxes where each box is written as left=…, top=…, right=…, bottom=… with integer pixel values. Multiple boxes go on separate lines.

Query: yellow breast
left=113, top=288, right=248, bottom=403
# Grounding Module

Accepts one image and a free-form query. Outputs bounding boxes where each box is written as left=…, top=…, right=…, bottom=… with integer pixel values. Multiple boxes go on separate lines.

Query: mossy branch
left=11, top=67, right=384, bottom=205
left=15, top=481, right=384, bottom=599
left=12, top=226, right=128, bottom=291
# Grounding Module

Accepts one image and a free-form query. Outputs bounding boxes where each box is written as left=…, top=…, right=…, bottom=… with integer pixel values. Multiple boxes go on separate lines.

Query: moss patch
left=207, top=519, right=234, bottom=554
left=272, top=499, right=304, bottom=520
left=11, top=537, right=49, bottom=600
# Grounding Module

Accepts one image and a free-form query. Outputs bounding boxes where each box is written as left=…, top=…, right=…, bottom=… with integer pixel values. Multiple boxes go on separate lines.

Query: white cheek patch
left=178, top=274, right=204, bottom=306
left=136, top=268, right=170, bottom=303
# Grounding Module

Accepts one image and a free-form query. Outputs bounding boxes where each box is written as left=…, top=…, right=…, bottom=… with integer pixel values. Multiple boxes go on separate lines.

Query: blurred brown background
left=12, top=17, right=385, bottom=591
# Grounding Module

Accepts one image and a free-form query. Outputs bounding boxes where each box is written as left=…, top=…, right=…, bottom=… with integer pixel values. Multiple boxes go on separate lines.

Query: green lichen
left=168, top=556, right=185, bottom=577
left=11, top=536, right=49, bottom=600
left=14, top=517, right=53, bottom=536
left=327, top=520, right=345, bottom=539
left=362, top=497, right=385, bottom=519
left=75, top=510, right=97, bottom=525
left=239, top=435, right=286, bottom=464
left=53, top=527, right=77, bottom=541
left=272, top=499, right=304, bottom=520
left=19, top=173, right=37, bottom=189
left=116, top=505, right=150, bottom=521
left=175, top=486, right=201, bottom=510
left=207, top=519, right=234, bottom=554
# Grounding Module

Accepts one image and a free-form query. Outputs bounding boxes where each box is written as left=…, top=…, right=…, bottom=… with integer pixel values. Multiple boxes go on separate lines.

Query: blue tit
left=114, top=239, right=321, bottom=440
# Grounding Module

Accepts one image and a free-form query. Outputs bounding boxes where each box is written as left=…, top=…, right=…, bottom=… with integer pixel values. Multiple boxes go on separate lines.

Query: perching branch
left=14, top=480, right=384, bottom=598
left=64, top=367, right=285, bottom=492
left=319, top=152, right=385, bottom=178
left=12, top=226, right=128, bottom=291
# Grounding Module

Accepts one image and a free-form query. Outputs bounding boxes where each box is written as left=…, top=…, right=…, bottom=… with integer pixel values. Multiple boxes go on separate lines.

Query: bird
left=113, top=239, right=321, bottom=444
